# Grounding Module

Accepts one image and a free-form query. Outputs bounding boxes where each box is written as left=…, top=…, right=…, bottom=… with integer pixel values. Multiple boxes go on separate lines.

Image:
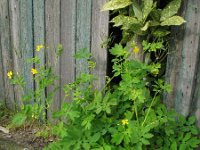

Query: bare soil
left=0, top=113, right=54, bottom=150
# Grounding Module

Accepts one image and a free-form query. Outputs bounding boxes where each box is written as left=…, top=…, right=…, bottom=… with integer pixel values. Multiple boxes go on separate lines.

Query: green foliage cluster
left=102, top=0, right=185, bottom=41
left=9, top=45, right=60, bottom=127
left=6, top=0, right=200, bottom=149
left=44, top=0, right=199, bottom=149
left=45, top=46, right=199, bottom=150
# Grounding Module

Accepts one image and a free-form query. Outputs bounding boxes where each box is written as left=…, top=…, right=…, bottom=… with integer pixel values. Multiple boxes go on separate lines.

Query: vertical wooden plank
left=45, top=0, right=61, bottom=118
left=60, top=0, right=76, bottom=101
left=33, top=0, right=45, bottom=118
left=174, top=0, right=200, bottom=116
left=19, top=0, right=34, bottom=97
left=9, top=0, right=22, bottom=106
left=76, top=0, right=92, bottom=76
left=33, top=0, right=45, bottom=64
left=193, top=60, right=200, bottom=127
left=165, top=0, right=200, bottom=117
left=0, top=0, right=15, bottom=109
left=0, top=36, right=6, bottom=105
left=164, top=0, right=187, bottom=109
left=91, top=0, right=109, bottom=90
left=9, top=0, right=34, bottom=106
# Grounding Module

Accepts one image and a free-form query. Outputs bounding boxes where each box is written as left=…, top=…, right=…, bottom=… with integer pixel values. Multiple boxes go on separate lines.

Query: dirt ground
left=0, top=113, right=54, bottom=150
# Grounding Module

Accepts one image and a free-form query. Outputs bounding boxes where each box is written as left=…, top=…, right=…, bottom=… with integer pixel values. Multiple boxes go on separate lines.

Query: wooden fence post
left=75, top=0, right=92, bottom=76
left=45, top=0, right=61, bottom=119
left=0, top=0, right=15, bottom=109
left=60, top=0, right=76, bottom=102
left=91, top=0, right=109, bottom=90
left=165, top=0, right=200, bottom=120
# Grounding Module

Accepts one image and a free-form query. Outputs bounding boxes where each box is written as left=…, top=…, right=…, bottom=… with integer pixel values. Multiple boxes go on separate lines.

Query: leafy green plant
left=44, top=45, right=199, bottom=150
left=8, top=45, right=60, bottom=127
left=43, top=0, right=200, bottom=149
left=102, top=0, right=185, bottom=38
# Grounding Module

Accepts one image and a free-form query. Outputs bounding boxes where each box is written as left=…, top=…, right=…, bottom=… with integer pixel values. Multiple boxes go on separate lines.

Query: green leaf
left=141, top=138, right=150, bottom=145
left=170, top=141, right=177, bottom=150
left=179, top=143, right=186, bottom=150
left=160, top=0, right=182, bottom=21
left=11, top=113, right=27, bottom=127
left=111, top=133, right=124, bottom=145
left=74, top=48, right=91, bottom=60
left=187, top=116, right=196, bottom=125
left=183, top=133, right=191, bottom=142
left=188, top=137, right=200, bottom=148
left=141, top=21, right=150, bottom=31
left=52, top=122, right=67, bottom=138
left=68, top=110, right=80, bottom=121
left=111, top=15, right=139, bottom=28
left=103, top=145, right=112, bottom=150
left=152, top=29, right=170, bottom=37
left=102, top=0, right=132, bottom=11
left=82, top=142, right=90, bottom=150
left=109, top=44, right=127, bottom=57
left=90, top=132, right=101, bottom=143
left=132, top=0, right=143, bottom=20
left=161, top=16, right=186, bottom=26
left=143, top=0, right=153, bottom=21
left=143, top=133, right=153, bottom=139
left=81, top=114, right=95, bottom=130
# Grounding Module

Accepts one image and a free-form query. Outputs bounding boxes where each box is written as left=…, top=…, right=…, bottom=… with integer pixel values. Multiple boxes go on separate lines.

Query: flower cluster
left=36, top=45, right=44, bottom=52
left=7, top=71, right=13, bottom=79
left=31, top=68, right=38, bottom=75
left=133, top=46, right=139, bottom=54
left=121, top=119, right=129, bottom=125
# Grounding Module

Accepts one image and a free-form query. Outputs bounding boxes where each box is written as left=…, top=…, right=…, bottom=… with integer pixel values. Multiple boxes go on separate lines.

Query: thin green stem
left=134, top=99, right=139, bottom=124
left=142, top=92, right=158, bottom=126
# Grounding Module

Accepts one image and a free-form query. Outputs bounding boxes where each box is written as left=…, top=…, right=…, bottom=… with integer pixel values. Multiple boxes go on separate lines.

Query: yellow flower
left=133, top=46, right=139, bottom=54
left=31, top=68, right=38, bottom=75
left=36, top=45, right=44, bottom=52
left=121, top=119, right=129, bottom=125
left=7, top=71, right=13, bottom=79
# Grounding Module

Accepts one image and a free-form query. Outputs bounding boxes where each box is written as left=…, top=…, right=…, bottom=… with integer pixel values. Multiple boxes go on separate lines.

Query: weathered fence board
left=19, top=0, right=34, bottom=100
left=76, top=0, right=92, bottom=76
left=193, top=61, right=200, bottom=127
left=0, top=42, right=5, bottom=104
left=0, top=0, right=15, bottom=109
left=33, top=0, right=45, bottom=116
left=0, top=0, right=109, bottom=116
left=165, top=0, right=200, bottom=120
left=60, top=0, right=76, bottom=101
left=91, top=0, right=109, bottom=90
left=45, top=0, right=61, bottom=118
left=9, top=0, right=22, bottom=106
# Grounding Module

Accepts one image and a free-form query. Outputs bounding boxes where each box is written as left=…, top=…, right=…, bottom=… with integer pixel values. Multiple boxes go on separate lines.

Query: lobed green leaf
left=102, top=0, right=132, bottom=11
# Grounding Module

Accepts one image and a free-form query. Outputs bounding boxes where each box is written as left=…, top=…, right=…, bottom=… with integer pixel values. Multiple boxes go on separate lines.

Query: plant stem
left=142, top=92, right=158, bottom=126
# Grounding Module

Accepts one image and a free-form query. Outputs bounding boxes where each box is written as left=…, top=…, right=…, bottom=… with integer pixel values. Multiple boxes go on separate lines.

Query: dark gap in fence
left=107, top=11, right=122, bottom=85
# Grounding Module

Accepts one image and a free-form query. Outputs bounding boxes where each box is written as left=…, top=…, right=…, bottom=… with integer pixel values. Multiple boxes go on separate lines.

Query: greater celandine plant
left=44, top=0, right=200, bottom=149
left=8, top=44, right=59, bottom=127
left=44, top=46, right=199, bottom=150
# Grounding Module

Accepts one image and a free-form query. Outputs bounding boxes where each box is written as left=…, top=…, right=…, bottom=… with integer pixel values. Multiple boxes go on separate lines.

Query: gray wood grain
left=45, top=0, right=61, bottom=119
left=60, top=0, right=76, bottom=101
left=9, top=0, right=23, bottom=106
left=0, top=31, right=5, bottom=105
left=165, top=0, right=200, bottom=118
left=91, top=0, right=109, bottom=90
left=75, top=0, right=92, bottom=77
left=33, top=0, right=45, bottom=119
left=19, top=0, right=34, bottom=102
left=0, top=0, right=15, bottom=109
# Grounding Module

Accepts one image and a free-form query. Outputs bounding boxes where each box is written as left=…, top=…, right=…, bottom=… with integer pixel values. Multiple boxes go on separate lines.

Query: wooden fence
left=1, top=0, right=200, bottom=127
left=0, top=0, right=108, bottom=114
left=165, top=0, right=200, bottom=127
